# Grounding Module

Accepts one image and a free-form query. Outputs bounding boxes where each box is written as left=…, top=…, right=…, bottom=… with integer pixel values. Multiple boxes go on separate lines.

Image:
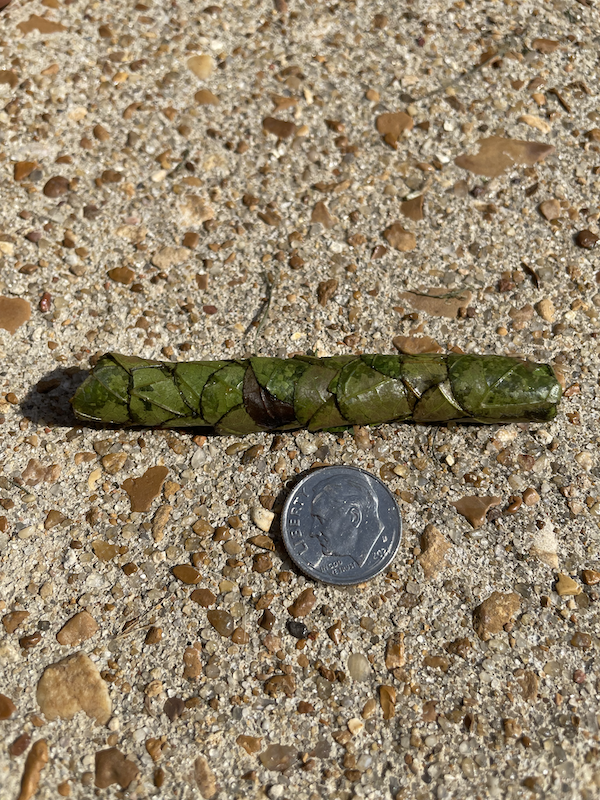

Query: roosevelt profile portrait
left=309, top=474, right=387, bottom=567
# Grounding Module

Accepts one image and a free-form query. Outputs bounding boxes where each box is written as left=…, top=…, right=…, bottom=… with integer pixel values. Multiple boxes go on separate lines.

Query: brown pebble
left=555, top=573, right=581, bottom=597
left=36, top=652, right=111, bottom=724
left=191, top=588, right=216, bottom=607
left=183, top=232, right=200, bottom=249
left=517, top=670, right=539, bottom=703
left=44, top=510, right=66, bottom=530
left=383, top=222, right=416, bottom=252
left=570, top=631, right=592, bottom=649
left=424, top=655, right=449, bottom=672
left=14, top=161, right=37, bottom=181
left=10, top=733, right=31, bottom=758
left=259, top=743, right=296, bottom=771
left=582, top=569, right=600, bottom=586
left=17, top=740, right=48, bottom=800
left=473, top=591, right=521, bottom=641
left=95, top=748, right=139, bottom=790
left=182, top=642, right=203, bottom=679
left=317, top=278, right=338, bottom=306
left=101, top=452, right=127, bottom=474
left=20, top=632, right=42, bottom=650
left=535, top=299, right=555, bottom=323
left=107, top=266, right=135, bottom=285
left=188, top=54, right=214, bottom=79
left=236, top=735, right=262, bottom=754
left=259, top=609, right=275, bottom=631
left=531, top=38, right=559, bottom=53
left=384, top=632, right=405, bottom=671
left=379, top=685, right=396, bottom=720
left=56, top=781, right=70, bottom=797
left=0, top=693, right=17, bottom=719
left=194, top=755, right=217, bottom=799
left=444, top=637, right=472, bottom=658
left=192, top=518, right=214, bottom=537
left=263, top=117, right=296, bottom=139
left=145, top=626, right=162, bottom=645
left=2, top=610, right=30, bottom=634
left=56, top=611, right=98, bottom=646
left=539, top=199, right=561, bottom=220
left=311, top=201, right=335, bottom=229
left=400, top=287, right=472, bottom=319
left=91, top=540, right=118, bottom=561
left=253, top=553, right=272, bottom=573
left=43, top=176, right=69, bottom=198
left=575, top=229, right=598, bottom=249
left=231, top=627, right=249, bottom=644
left=122, top=466, right=169, bottom=512
left=452, top=495, right=502, bottom=528
left=522, top=487, right=540, bottom=506
left=393, top=335, right=442, bottom=355
left=93, top=124, right=110, bottom=142
left=0, top=296, right=31, bottom=334
left=401, top=194, right=424, bottom=222
left=454, top=137, right=555, bottom=178
left=264, top=674, right=295, bottom=697
left=195, top=89, right=219, bottom=105
left=172, top=565, right=202, bottom=585
left=418, top=524, right=451, bottom=578
left=375, top=112, right=413, bottom=145
left=145, top=737, right=165, bottom=762
left=288, top=588, right=315, bottom=618
left=326, top=620, right=342, bottom=644
left=207, top=609, right=234, bottom=637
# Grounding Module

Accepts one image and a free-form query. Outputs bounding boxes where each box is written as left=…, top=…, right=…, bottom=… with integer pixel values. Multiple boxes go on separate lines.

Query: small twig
left=246, top=269, right=277, bottom=348
left=115, top=596, right=169, bottom=638
left=414, top=34, right=524, bottom=104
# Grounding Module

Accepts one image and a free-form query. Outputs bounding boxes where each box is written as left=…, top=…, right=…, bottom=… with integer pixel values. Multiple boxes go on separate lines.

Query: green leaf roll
left=71, top=352, right=562, bottom=434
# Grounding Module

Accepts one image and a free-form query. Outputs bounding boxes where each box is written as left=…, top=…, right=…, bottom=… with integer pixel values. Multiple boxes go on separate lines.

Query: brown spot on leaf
left=455, top=137, right=555, bottom=178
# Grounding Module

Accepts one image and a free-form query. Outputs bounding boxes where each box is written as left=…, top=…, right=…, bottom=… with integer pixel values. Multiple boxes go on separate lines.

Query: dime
left=281, top=466, right=402, bottom=585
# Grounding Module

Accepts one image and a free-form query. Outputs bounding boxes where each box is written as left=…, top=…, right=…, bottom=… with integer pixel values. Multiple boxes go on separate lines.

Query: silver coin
left=281, top=465, right=402, bottom=585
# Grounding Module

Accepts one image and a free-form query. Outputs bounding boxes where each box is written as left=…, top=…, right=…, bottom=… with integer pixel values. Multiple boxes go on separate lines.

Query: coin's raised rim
left=281, top=465, right=402, bottom=586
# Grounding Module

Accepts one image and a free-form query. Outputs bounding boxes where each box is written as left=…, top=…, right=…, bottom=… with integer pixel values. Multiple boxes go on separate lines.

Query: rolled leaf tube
left=71, top=352, right=562, bottom=434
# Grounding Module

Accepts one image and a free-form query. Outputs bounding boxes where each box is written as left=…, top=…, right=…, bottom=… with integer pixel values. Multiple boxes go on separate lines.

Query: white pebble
left=251, top=506, right=274, bottom=532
